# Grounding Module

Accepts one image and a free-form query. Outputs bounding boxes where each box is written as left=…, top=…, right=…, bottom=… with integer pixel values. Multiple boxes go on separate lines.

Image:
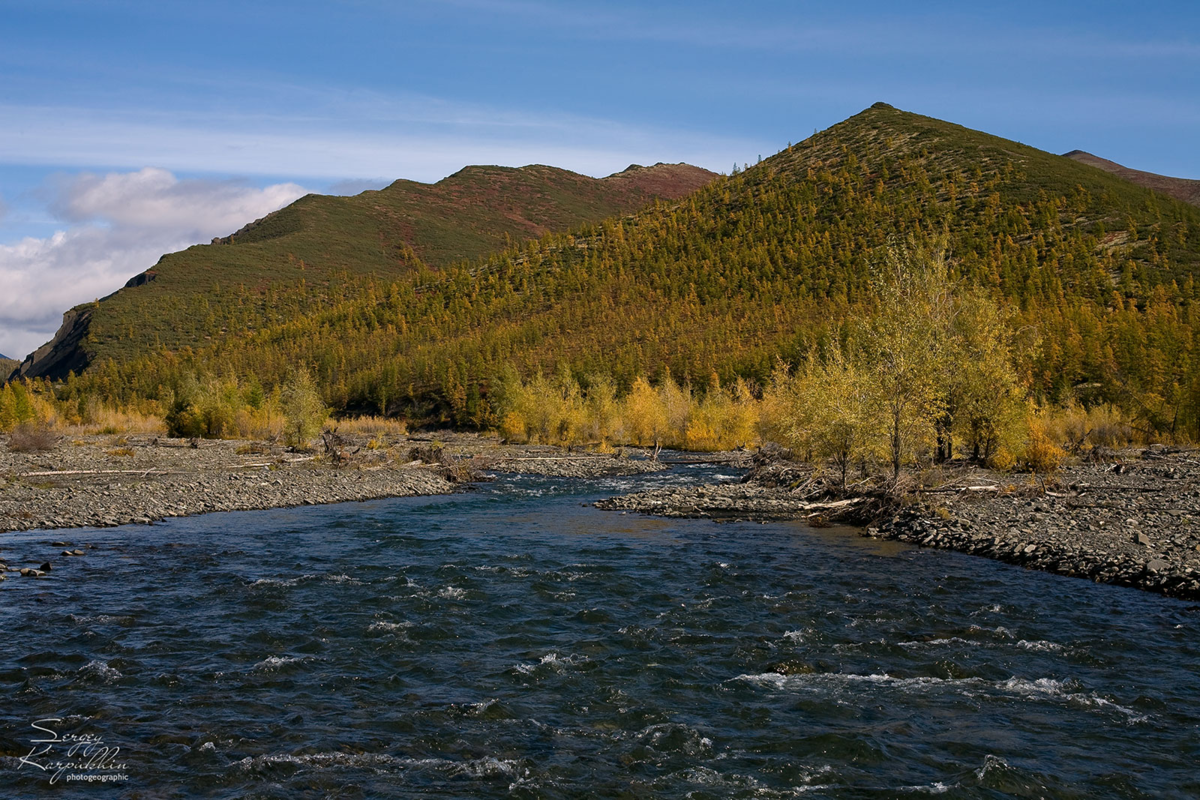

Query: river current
left=2, top=467, right=1199, bottom=798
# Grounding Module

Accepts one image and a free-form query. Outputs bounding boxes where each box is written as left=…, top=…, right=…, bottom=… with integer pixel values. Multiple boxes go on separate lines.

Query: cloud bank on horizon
left=0, top=170, right=306, bottom=360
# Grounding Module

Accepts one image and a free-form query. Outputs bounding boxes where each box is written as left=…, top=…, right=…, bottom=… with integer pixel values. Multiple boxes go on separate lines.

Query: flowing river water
left=2, top=467, right=1199, bottom=798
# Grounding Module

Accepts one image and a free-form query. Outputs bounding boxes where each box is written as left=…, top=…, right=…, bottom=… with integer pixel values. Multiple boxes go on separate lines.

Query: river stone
left=1147, top=559, right=1171, bottom=573
left=1137, top=533, right=1152, bottom=546
left=40, top=562, right=52, bottom=571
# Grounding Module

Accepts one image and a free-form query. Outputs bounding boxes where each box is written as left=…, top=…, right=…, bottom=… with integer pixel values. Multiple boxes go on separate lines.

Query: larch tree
left=858, top=241, right=955, bottom=481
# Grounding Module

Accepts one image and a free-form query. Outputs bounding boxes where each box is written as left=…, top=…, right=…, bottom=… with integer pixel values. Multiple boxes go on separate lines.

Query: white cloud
left=52, top=167, right=307, bottom=232
left=0, top=169, right=307, bottom=360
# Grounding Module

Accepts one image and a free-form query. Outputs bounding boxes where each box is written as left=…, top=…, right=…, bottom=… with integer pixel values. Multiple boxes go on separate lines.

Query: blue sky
left=1, top=0, right=1198, bottom=358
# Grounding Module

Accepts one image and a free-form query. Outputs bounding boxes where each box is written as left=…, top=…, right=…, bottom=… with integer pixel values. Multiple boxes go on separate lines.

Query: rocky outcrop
left=18, top=268, right=158, bottom=381
left=123, top=270, right=157, bottom=288
left=18, top=305, right=94, bottom=380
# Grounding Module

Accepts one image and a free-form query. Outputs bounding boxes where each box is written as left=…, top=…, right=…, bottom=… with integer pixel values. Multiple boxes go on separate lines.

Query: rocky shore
left=596, top=480, right=861, bottom=521
left=596, top=449, right=1200, bottom=602
left=10, top=429, right=1199, bottom=602
left=870, top=452, right=1200, bottom=600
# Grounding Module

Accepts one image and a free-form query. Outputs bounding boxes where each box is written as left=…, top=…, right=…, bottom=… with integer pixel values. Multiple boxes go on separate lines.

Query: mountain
left=1064, top=150, right=1200, bottom=208
left=18, top=162, right=716, bottom=380
left=57, top=104, right=1200, bottom=435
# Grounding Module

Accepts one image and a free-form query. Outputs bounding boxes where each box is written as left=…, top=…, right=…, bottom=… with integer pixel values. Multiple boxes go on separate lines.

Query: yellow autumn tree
left=767, top=349, right=880, bottom=487
left=623, top=375, right=669, bottom=450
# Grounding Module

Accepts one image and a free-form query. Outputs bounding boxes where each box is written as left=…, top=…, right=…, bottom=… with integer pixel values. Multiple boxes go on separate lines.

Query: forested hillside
left=53, top=104, right=1200, bottom=438
left=19, top=162, right=715, bottom=379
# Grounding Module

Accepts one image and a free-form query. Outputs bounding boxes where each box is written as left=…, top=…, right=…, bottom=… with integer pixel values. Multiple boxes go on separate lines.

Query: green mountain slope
left=19, top=162, right=715, bottom=379
left=71, top=103, right=1200, bottom=434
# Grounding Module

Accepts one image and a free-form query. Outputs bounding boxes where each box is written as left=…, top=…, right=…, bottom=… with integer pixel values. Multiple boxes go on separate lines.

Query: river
left=2, top=467, right=1198, bottom=797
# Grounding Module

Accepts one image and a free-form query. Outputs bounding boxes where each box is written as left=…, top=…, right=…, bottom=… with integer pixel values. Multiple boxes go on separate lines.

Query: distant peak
left=1062, top=150, right=1091, bottom=158
left=447, top=164, right=516, bottom=178
left=616, top=163, right=685, bottom=174
left=870, top=101, right=896, bottom=110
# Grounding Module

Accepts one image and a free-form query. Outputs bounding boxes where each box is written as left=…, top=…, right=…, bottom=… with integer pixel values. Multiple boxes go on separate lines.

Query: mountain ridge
left=1064, top=150, right=1200, bottom=208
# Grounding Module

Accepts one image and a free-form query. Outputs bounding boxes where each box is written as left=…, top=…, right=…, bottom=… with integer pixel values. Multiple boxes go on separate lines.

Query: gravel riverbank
left=596, top=480, right=861, bottom=521
left=596, top=449, right=1200, bottom=601
left=11, top=431, right=1196, bottom=601
left=870, top=452, right=1200, bottom=600
left=0, top=435, right=456, bottom=536
left=494, top=454, right=669, bottom=478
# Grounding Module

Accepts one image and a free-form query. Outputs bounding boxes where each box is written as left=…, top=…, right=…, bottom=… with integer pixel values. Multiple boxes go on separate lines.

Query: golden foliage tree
left=858, top=242, right=954, bottom=480
left=769, top=350, right=879, bottom=488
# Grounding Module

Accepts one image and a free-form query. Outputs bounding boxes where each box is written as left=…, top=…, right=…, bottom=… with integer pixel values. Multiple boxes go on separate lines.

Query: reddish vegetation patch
left=602, top=163, right=721, bottom=200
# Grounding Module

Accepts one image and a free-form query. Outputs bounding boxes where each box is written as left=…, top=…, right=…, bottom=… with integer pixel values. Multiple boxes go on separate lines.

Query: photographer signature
left=18, top=718, right=129, bottom=784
